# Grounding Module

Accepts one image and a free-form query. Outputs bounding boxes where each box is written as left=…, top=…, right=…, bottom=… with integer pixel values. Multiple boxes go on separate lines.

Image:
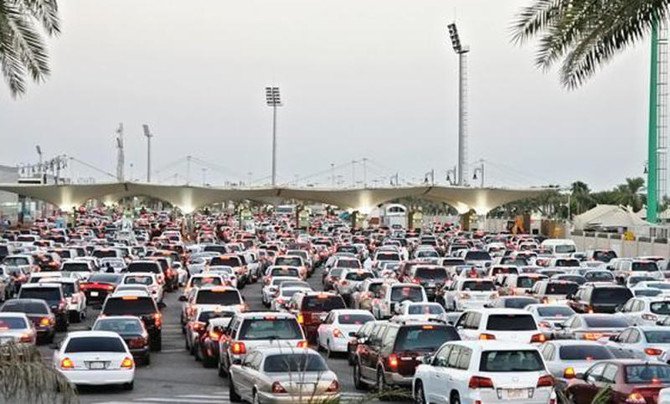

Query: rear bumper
left=60, top=369, right=134, bottom=385
left=257, top=391, right=340, bottom=404
left=384, top=371, right=413, bottom=387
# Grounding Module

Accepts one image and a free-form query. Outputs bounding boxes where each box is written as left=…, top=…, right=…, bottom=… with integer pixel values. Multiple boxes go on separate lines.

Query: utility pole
left=115, top=123, right=125, bottom=182
left=142, top=124, right=153, bottom=183
left=448, top=23, right=470, bottom=186
left=351, top=160, right=357, bottom=187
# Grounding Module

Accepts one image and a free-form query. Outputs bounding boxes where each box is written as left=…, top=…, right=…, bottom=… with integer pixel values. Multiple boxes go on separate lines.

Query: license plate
left=506, top=389, right=528, bottom=399
left=88, top=361, right=105, bottom=370
left=90, top=291, right=99, bottom=297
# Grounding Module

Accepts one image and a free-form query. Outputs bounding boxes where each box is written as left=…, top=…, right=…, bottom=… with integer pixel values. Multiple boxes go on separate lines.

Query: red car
left=566, top=360, right=670, bottom=403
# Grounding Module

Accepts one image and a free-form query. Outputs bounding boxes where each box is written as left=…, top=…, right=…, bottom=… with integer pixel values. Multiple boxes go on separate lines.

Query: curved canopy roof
left=0, top=182, right=547, bottom=214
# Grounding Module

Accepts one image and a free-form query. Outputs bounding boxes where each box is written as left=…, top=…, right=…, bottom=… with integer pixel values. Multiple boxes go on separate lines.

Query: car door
left=318, top=313, right=333, bottom=347
left=569, top=362, right=607, bottom=404
left=424, top=344, right=452, bottom=404
left=361, top=323, right=386, bottom=380
left=455, top=312, right=471, bottom=340
left=234, top=351, right=257, bottom=400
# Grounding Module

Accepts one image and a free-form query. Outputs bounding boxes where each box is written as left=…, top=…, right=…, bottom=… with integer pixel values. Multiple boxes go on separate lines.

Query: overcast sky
left=0, top=0, right=649, bottom=191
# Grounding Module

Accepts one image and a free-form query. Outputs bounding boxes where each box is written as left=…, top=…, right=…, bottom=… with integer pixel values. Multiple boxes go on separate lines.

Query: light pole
left=447, top=22, right=470, bottom=187
left=446, top=166, right=457, bottom=185
left=142, top=124, right=153, bottom=183
left=265, top=87, right=282, bottom=187
left=35, top=145, right=42, bottom=175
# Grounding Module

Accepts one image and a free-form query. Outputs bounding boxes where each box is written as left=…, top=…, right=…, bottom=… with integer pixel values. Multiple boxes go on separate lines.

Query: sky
left=0, top=0, right=650, bottom=191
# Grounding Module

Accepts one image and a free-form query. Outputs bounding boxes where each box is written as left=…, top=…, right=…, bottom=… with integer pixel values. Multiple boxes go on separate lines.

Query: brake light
left=645, top=347, right=663, bottom=356
left=122, top=296, right=138, bottom=300
left=388, top=354, right=399, bottom=370
left=120, top=357, right=134, bottom=369
left=192, top=322, right=206, bottom=332
left=128, top=337, right=146, bottom=348
left=479, top=333, right=496, bottom=340
left=231, top=341, right=246, bottom=355
left=530, top=333, right=546, bottom=343
left=468, top=376, right=494, bottom=389
left=297, top=313, right=304, bottom=324
left=537, top=375, right=554, bottom=387
left=326, top=380, right=340, bottom=393
left=582, top=333, right=603, bottom=341
left=60, top=357, right=74, bottom=370
left=332, top=328, right=343, bottom=338
left=626, top=392, right=646, bottom=404
left=104, top=284, right=114, bottom=291
left=586, top=306, right=594, bottom=314
left=272, top=381, right=287, bottom=393
left=563, top=367, right=575, bottom=379
left=154, top=313, right=162, bottom=327
left=209, top=331, right=221, bottom=341
left=19, top=333, right=33, bottom=343
left=341, top=280, right=349, bottom=286
left=39, top=317, right=52, bottom=327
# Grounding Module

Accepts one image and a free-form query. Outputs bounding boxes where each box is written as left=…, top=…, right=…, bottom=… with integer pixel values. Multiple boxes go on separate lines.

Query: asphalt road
left=36, top=266, right=407, bottom=404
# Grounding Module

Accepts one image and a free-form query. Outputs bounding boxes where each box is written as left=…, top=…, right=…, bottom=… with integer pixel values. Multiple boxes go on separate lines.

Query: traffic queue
left=0, top=207, right=669, bottom=403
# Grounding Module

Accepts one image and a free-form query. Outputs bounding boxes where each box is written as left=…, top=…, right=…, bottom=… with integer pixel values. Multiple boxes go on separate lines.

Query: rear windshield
left=461, top=281, right=495, bottom=291
left=479, top=350, right=544, bottom=372
left=593, top=251, right=616, bottom=262
left=555, top=245, right=576, bottom=254
left=465, top=251, right=491, bottom=261
left=336, top=260, right=361, bottom=269
left=545, top=283, right=578, bottom=295
left=407, top=305, right=444, bottom=315
left=0, top=317, right=27, bottom=329
left=65, top=337, right=125, bottom=353
left=486, top=314, right=536, bottom=331
left=625, top=365, right=670, bottom=384
left=191, top=277, right=223, bottom=287
left=644, top=331, right=670, bottom=344
left=197, top=311, right=232, bottom=323
left=301, top=295, right=345, bottom=312
left=210, top=256, right=242, bottom=267
left=415, top=267, right=448, bottom=280
left=394, top=326, right=460, bottom=351
left=537, top=307, right=575, bottom=317
left=559, top=345, right=613, bottom=360
left=592, top=288, right=633, bottom=304
left=583, top=317, right=630, bottom=328
left=126, top=263, right=160, bottom=274
left=376, top=253, right=400, bottom=261
left=20, top=288, right=61, bottom=302
left=632, top=262, right=659, bottom=272
left=62, top=263, right=90, bottom=272
left=338, top=313, right=374, bottom=324
left=390, top=286, right=424, bottom=302
left=517, top=277, right=542, bottom=288
left=103, top=298, right=156, bottom=315
left=585, top=272, right=614, bottom=282
left=195, top=290, right=241, bottom=305
left=1, top=301, right=48, bottom=314
left=651, top=302, right=670, bottom=315
left=263, top=353, right=327, bottom=372
left=59, top=283, right=75, bottom=297
left=94, top=319, right=143, bottom=334
left=492, top=267, right=518, bottom=276
left=93, top=250, right=117, bottom=258
left=3, top=257, right=29, bottom=266
left=275, top=257, right=302, bottom=266
left=238, top=318, right=303, bottom=340
left=503, top=298, right=538, bottom=309
left=270, top=268, right=299, bottom=277
left=124, top=276, right=153, bottom=286
left=555, top=259, right=579, bottom=267
left=88, top=274, right=122, bottom=284
left=345, top=272, right=373, bottom=281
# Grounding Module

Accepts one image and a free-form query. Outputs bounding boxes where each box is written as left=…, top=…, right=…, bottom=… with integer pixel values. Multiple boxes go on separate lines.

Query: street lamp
left=472, top=160, right=484, bottom=188
left=265, top=86, right=282, bottom=187
left=447, top=22, right=470, bottom=187
left=142, top=124, right=153, bottom=183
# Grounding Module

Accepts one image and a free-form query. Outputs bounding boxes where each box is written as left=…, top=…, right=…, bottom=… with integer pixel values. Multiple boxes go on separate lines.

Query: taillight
left=537, top=375, right=554, bottom=387
left=468, top=376, right=494, bottom=389
left=231, top=341, right=246, bottom=355
left=530, top=333, right=546, bottom=343
left=297, top=340, right=308, bottom=348
left=272, top=381, right=287, bottom=393
left=297, top=313, right=304, bottom=324
left=60, top=357, right=74, bottom=370
left=563, top=367, right=576, bottom=379
left=332, top=328, right=343, bottom=338
left=645, top=347, right=663, bottom=356
left=626, top=392, right=646, bottom=404
left=19, top=333, right=33, bottom=343
left=104, top=284, right=115, bottom=291
left=326, top=380, right=340, bottom=393
left=120, top=357, right=134, bottom=369
left=388, top=354, right=399, bottom=370
left=39, top=317, right=52, bottom=327
left=193, top=322, right=206, bottom=332
left=582, top=333, right=602, bottom=341
left=479, top=333, right=496, bottom=340
left=154, top=313, right=162, bottom=327
left=128, top=337, right=146, bottom=348
left=209, top=331, right=221, bottom=341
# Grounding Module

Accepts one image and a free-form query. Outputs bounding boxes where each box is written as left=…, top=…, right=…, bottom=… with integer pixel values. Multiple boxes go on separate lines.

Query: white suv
left=454, top=308, right=546, bottom=344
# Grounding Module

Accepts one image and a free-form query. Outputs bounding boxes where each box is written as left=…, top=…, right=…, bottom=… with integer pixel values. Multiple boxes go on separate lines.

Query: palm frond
left=20, top=0, right=60, bottom=36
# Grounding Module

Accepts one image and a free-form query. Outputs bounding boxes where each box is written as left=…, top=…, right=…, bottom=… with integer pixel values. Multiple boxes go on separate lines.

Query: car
left=218, top=311, right=307, bottom=377
left=206, top=265, right=238, bottom=288
left=181, top=286, right=245, bottom=328
left=530, top=280, right=579, bottom=304
left=583, top=269, right=615, bottom=283
left=397, top=302, right=448, bottom=322
left=539, top=340, right=615, bottom=391
left=485, top=296, right=540, bottom=309
left=79, top=273, right=123, bottom=307
left=403, top=265, right=449, bottom=301
left=350, top=278, right=394, bottom=311
left=124, top=260, right=165, bottom=285
left=53, top=331, right=135, bottom=390
left=606, top=326, right=670, bottom=360
left=121, top=272, right=164, bottom=304
left=499, top=274, right=547, bottom=296
left=455, top=308, right=546, bottom=343
left=525, top=303, right=576, bottom=333
left=617, top=297, right=670, bottom=326
left=565, top=360, right=670, bottom=404
left=371, top=283, right=429, bottom=320
left=261, top=276, right=300, bottom=307
left=353, top=318, right=460, bottom=391
left=0, top=298, right=55, bottom=343
left=316, top=309, right=374, bottom=357
left=92, top=315, right=150, bottom=366
left=228, top=347, right=340, bottom=403
left=0, top=312, right=36, bottom=345
left=553, top=314, right=631, bottom=340
left=182, top=273, right=226, bottom=299
left=101, top=293, right=162, bottom=351
left=346, top=320, right=386, bottom=365
left=45, top=277, right=87, bottom=324
left=271, top=285, right=312, bottom=311
left=568, top=283, right=634, bottom=314
left=440, top=278, right=497, bottom=312
left=196, top=316, right=233, bottom=368
left=287, top=292, right=346, bottom=342
left=60, top=260, right=95, bottom=281
left=332, top=268, right=375, bottom=304
left=17, top=283, right=68, bottom=331
left=413, top=340, right=555, bottom=404
left=185, top=307, right=234, bottom=356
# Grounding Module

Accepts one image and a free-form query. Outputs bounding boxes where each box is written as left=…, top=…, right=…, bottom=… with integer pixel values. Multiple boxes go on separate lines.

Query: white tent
left=573, top=204, right=652, bottom=231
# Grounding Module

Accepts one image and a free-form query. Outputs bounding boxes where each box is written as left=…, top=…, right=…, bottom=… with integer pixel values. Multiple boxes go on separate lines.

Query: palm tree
left=615, top=177, right=646, bottom=212
left=512, top=0, right=668, bottom=88
left=0, top=0, right=60, bottom=97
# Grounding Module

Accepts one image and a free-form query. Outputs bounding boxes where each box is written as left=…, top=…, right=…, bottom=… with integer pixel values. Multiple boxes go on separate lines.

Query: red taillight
left=19, top=333, right=33, bottom=343
left=537, top=375, right=554, bottom=387
left=479, top=333, right=496, bottom=340
left=626, top=392, right=646, bottom=404
left=297, top=340, right=308, bottom=348
left=209, top=331, right=221, bottom=341
left=582, top=333, right=603, bottom=341
left=128, top=337, right=146, bottom=348
left=39, top=317, right=52, bottom=327
left=645, top=347, right=663, bottom=356
left=530, top=333, right=546, bottom=343
left=271, top=381, right=287, bottom=393
left=154, top=313, right=162, bottom=327
left=326, top=380, right=340, bottom=392
left=231, top=341, right=246, bottom=355
left=120, top=357, right=134, bottom=369
left=388, top=354, right=399, bottom=370
left=468, top=376, right=494, bottom=389
left=60, top=357, right=74, bottom=370
left=104, top=284, right=114, bottom=291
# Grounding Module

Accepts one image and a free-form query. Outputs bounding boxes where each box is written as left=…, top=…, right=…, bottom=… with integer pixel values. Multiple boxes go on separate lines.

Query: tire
left=218, top=359, right=228, bottom=378
left=123, top=382, right=134, bottom=391
left=68, top=311, right=80, bottom=324
left=151, top=334, right=162, bottom=352
left=414, top=381, right=426, bottom=404
left=202, top=354, right=216, bottom=368
left=450, top=391, right=461, bottom=404
left=229, top=377, right=242, bottom=402
left=353, top=361, right=366, bottom=390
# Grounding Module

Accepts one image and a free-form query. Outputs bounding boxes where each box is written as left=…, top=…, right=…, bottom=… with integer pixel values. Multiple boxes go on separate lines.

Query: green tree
left=512, top=0, right=666, bottom=88
left=0, top=0, right=60, bottom=97
left=570, top=180, right=595, bottom=215
left=615, top=177, right=646, bottom=212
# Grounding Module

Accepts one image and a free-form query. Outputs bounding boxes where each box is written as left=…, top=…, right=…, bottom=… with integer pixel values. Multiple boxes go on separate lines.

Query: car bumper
left=464, top=388, right=553, bottom=404
left=130, top=347, right=150, bottom=359
left=456, top=300, right=488, bottom=311
left=60, top=369, right=134, bottom=385
left=384, top=371, right=413, bottom=387
left=257, top=392, right=340, bottom=404
left=328, top=339, right=349, bottom=353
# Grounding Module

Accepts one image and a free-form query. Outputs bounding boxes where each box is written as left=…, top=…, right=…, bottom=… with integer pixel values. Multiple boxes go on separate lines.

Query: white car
left=45, top=278, right=87, bottom=323
left=455, top=308, right=546, bottom=344
left=182, top=273, right=225, bottom=299
left=0, top=313, right=36, bottom=345
left=617, top=297, right=670, bottom=326
left=371, top=283, right=428, bottom=320
left=539, top=340, right=615, bottom=388
left=270, top=285, right=312, bottom=311
left=53, top=331, right=135, bottom=389
left=121, top=272, right=164, bottom=303
left=317, top=309, right=374, bottom=357
left=413, top=340, right=555, bottom=404
left=398, top=302, right=448, bottom=322
left=261, top=276, right=300, bottom=307
left=607, top=326, right=670, bottom=360
left=636, top=281, right=670, bottom=296
left=525, top=303, right=576, bottom=333
left=207, top=266, right=237, bottom=288
left=442, top=278, right=498, bottom=312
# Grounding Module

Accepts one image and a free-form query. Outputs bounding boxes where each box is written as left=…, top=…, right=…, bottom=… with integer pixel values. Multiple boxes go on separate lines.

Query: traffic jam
left=1, top=207, right=670, bottom=403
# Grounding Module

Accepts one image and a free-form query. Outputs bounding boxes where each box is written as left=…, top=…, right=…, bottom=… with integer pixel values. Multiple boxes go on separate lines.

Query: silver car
left=229, top=347, right=340, bottom=404
left=539, top=340, right=615, bottom=390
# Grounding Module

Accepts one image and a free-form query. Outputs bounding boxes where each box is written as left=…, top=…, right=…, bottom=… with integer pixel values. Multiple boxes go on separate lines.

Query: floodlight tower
left=447, top=22, right=470, bottom=187
left=115, top=123, right=125, bottom=182
left=265, top=86, right=283, bottom=187
left=143, top=124, right=153, bottom=183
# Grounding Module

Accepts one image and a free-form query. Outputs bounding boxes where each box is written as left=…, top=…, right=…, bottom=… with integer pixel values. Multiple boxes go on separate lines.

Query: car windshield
left=263, top=353, right=328, bottom=372
left=555, top=245, right=576, bottom=254
left=546, top=283, right=578, bottom=295
left=583, top=317, right=630, bottom=328
left=558, top=345, right=613, bottom=360
left=537, top=307, right=575, bottom=317
left=486, top=314, right=536, bottom=331
left=238, top=319, right=303, bottom=340
left=644, top=331, right=670, bottom=343
left=3, top=257, right=29, bottom=266
left=195, top=290, right=241, bottom=305
left=461, top=281, right=495, bottom=291
left=593, top=251, right=616, bottom=262
left=275, top=257, right=302, bottom=267
left=592, top=288, right=633, bottom=304
left=197, top=311, right=231, bottom=323
left=390, top=286, right=424, bottom=302
left=0, top=317, right=27, bottom=329
left=632, top=262, right=659, bottom=272
left=271, top=268, right=299, bottom=277
left=415, top=267, right=448, bottom=280
left=191, top=277, right=223, bottom=287
left=94, top=319, right=143, bottom=334
left=103, top=298, right=156, bottom=315
left=62, top=263, right=90, bottom=272
left=585, top=272, right=614, bottom=281
left=636, top=289, right=663, bottom=297
left=336, top=260, right=361, bottom=269
left=465, top=251, right=491, bottom=261
left=301, top=295, right=345, bottom=312
left=555, top=259, right=579, bottom=267
left=1, top=301, right=48, bottom=314
left=126, top=262, right=160, bottom=273
left=88, top=274, right=122, bottom=284
left=625, top=365, right=670, bottom=384
left=376, top=253, right=399, bottom=261
left=20, top=288, right=60, bottom=302
left=338, top=313, right=374, bottom=324
left=394, top=326, right=460, bottom=351
left=93, top=250, right=117, bottom=258
left=65, top=336, right=126, bottom=353
left=59, top=283, right=75, bottom=297
left=407, top=305, right=444, bottom=315
left=479, top=350, right=544, bottom=372
left=517, top=277, right=542, bottom=288
left=648, top=283, right=670, bottom=290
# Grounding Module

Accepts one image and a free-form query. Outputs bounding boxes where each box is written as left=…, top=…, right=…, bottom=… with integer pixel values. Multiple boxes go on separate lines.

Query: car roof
left=545, top=340, right=606, bottom=347
left=94, top=315, right=142, bottom=322
left=236, top=311, right=297, bottom=319
left=66, top=330, right=124, bottom=338
left=448, top=340, right=539, bottom=351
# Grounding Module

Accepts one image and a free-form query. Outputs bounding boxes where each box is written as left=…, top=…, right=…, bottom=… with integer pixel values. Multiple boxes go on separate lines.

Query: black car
left=0, top=298, right=56, bottom=343
left=567, top=283, right=634, bottom=314
left=92, top=316, right=151, bottom=365
left=17, top=284, right=68, bottom=331
left=101, top=294, right=162, bottom=351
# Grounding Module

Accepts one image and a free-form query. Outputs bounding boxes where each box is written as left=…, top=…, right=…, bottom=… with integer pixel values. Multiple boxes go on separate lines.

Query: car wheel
left=450, top=391, right=461, bottom=404
left=229, top=377, right=242, bottom=402
left=414, top=381, right=426, bottom=404
left=123, top=382, right=134, bottom=391
left=144, top=354, right=151, bottom=366
left=353, top=361, right=365, bottom=390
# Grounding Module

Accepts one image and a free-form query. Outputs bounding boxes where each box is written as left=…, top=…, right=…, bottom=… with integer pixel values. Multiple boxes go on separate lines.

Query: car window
left=433, top=345, right=451, bottom=367
left=65, top=336, right=126, bottom=353
left=586, top=363, right=607, bottom=383
left=625, top=364, right=670, bottom=384
left=456, top=347, right=471, bottom=370
left=558, top=345, right=612, bottom=360
left=602, top=364, right=618, bottom=384
left=479, top=350, right=544, bottom=372
left=103, top=297, right=157, bottom=315
left=393, top=325, right=460, bottom=351
left=447, top=345, right=461, bottom=368
left=301, top=295, right=345, bottom=312
left=0, top=317, right=27, bottom=329
left=195, top=290, right=241, bottom=305
left=263, top=353, right=328, bottom=372
left=486, top=314, right=536, bottom=331
left=238, top=319, right=302, bottom=340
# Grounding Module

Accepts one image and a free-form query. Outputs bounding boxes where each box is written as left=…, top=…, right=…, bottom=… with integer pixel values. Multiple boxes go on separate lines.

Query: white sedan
left=317, top=309, right=374, bottom=357
left=53, top=331, right=135, bottom=389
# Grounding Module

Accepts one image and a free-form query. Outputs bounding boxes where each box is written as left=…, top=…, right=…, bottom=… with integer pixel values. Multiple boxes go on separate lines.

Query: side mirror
left=421, top=355, right=433, bottom=364
left=575, top=373, right=585, bottom=381
left=178, top=295, right=187, bottom=302
left=349, top=331, right=357, bottom=337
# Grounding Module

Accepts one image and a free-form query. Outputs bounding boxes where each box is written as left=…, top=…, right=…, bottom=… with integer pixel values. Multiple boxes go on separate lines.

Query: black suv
left=101, top=294, right=162, bottom=351
left=17, top=283, right=68, bottom=331
left=567, top=283, right=634, bottom=314
left=353, top=319, right=460, bottom=392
